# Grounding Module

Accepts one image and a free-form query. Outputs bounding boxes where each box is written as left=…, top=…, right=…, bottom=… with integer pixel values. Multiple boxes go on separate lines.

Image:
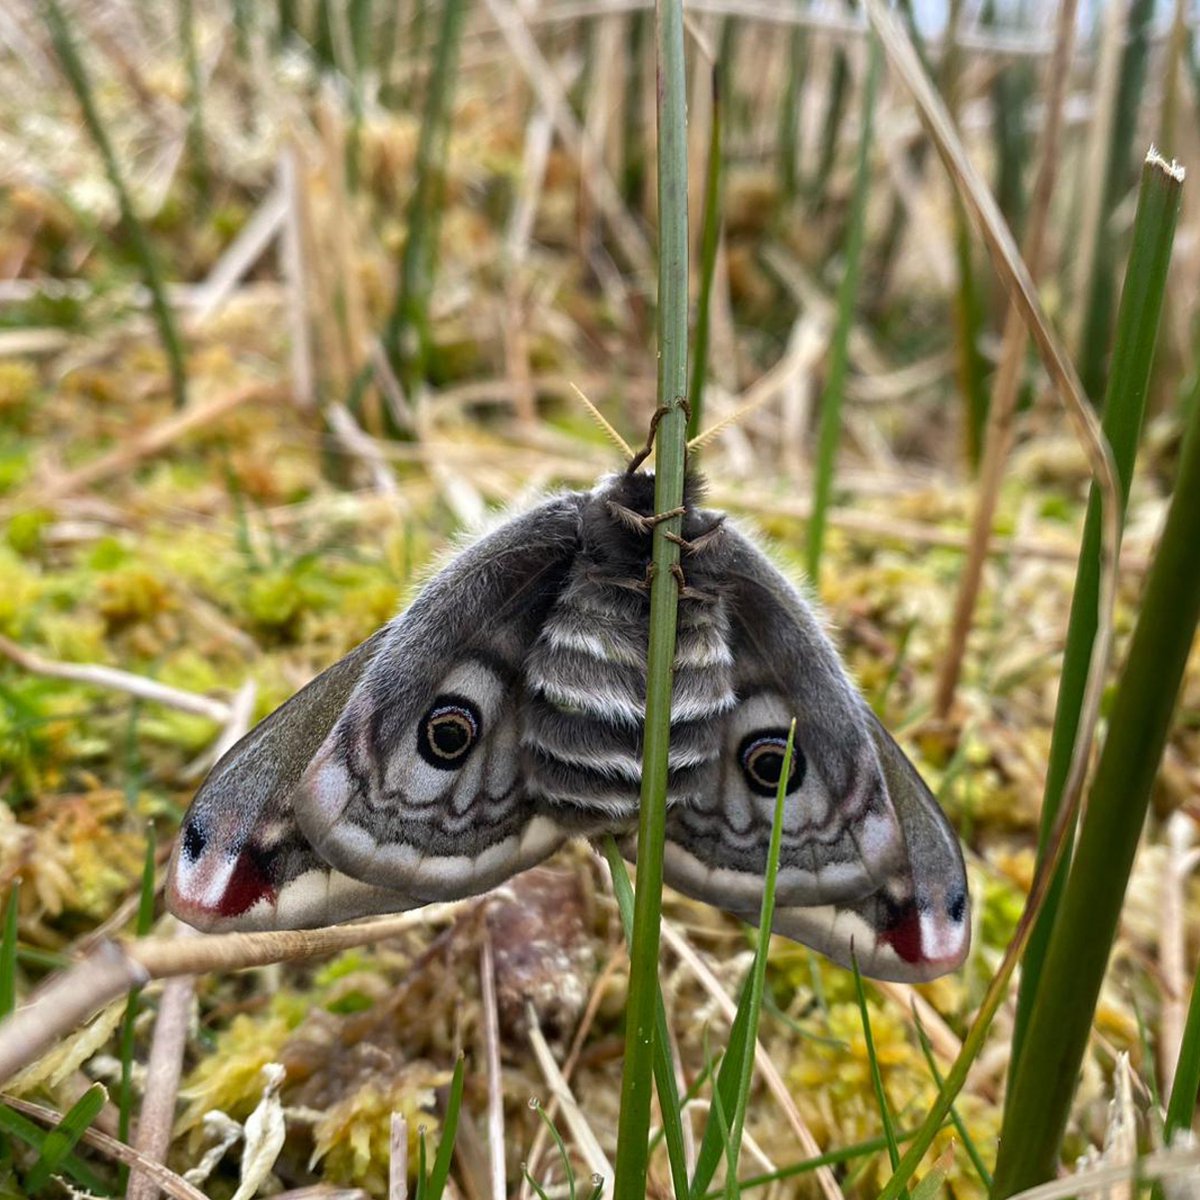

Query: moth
left=167, top=471, right=969, bottom=982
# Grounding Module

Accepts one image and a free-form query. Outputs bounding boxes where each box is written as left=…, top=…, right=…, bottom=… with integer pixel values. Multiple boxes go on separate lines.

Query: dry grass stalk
left=0, top=635, right=233, bottom=724
left=478, top=927, right=506, bottom=1200
left=126, top=966, right=196, bottom=1200
left=863, top=0, right=1120, bottom=863
left=278, top=143, right=317, bottom=408
left=390, top=1113, right=409, bottom=1200
left=933, top=0, right=1079, bottom=718
left=1160, top=812, right=1199, bottom=1100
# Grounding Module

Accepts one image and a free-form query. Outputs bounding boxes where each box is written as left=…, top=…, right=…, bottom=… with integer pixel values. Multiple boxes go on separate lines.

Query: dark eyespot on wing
left=182, top=819, right=207, bottom=862
left=417, top=694, right=483, bottom=769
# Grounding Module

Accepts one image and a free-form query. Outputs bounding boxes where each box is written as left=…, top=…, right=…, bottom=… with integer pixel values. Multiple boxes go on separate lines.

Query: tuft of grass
left=610, top=0, right=690, bottom=1194
left=41, top=0, right=188, bottom=411
left=805, top=30, right=881, bottom=583
left=0, top=1099, right=109, bottom=1195
left=1009, top=150, right=1186, bottom=1090
left=991, top=285, right=1200, bottom=1194
left=25, top=1082, right=106, bottom=1194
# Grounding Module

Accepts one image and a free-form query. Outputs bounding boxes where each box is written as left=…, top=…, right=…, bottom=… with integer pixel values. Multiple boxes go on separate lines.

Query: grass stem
left=610, top=1, right=690, bottom=1196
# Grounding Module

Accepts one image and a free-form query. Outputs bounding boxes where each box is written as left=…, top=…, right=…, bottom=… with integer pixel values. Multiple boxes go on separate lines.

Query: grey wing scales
left=294, top=494, right=586, bottom=901
left=166, top=630, right=425, bottom=931
left=659, top=525, right=909, bottom=910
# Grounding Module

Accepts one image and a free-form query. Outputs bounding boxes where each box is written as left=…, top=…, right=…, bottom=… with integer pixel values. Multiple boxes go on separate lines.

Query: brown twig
left=127, top=963, right=196, bottom=1200
left=0, top=635, right=232, bottom=723
left=933, top=0, right=1079, bottom=718
left=478, top=926, right=506, bottom=1200
left=0, top=907, right=464, bottom=1087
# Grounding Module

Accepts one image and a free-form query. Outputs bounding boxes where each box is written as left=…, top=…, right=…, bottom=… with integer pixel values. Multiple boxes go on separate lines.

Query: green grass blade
left=777, top=23, right=807, bottom=203
left=688, top=972, right=752, bottom=1200
left=41, top=0, right=188, bottom=411
left=415, top=1127, right=428, bottom=1200
left=425, top=1056, right=465, bottom=1200
left=913, top=1016, right=992, bottom=1187
left=611, top=0, right=690, bottom=1193
left=0, top=1103, right=108, bottom=1195
left=722, top=723, right=794, bottom=1196
left=809, top=45, right=849, bottom=203
left=26, top=1083, right=106, bottom=1193
left=992, top=276, right=1200, bottom=1197
left=1009, top=149, right=1185, bottom=1093
left=805, top=30, right=880, bottom=582
left=532, top=1100, right=578, bottom=1200
left=1077, top=0, right=1156, bottom=400
left=851, top=961, right=906, bottom=1192
left=0, top=883, right=18, bottom=1021
left=601, top=837, right=689, bottom=1200
left=1166, top=961, right=1200, bottom=1140
left=687, top=65, right=722, bottom=444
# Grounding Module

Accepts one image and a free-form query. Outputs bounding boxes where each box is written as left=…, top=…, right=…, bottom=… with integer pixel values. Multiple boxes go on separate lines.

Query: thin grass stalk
left=852, top=964, right=906, bottom=1194
left=425, top=1056, right=464, bottom=1200
left=0, top=883, right=17, bottom=1022
left=602, top=838, right=690, bottom=1200
left=992, top=262, right=1200, bottom=1198
left=1008, top=150, right=1185, bottom=1092
left=179, top=0, right=209, bottom=207
left=778, top=20, right=807, bottom=203
left=117, top=827, right=157, bottom=1191
left=1077, top=0, right=1155, bottom=401
left=610, top=0, right=689, bottom=1194
left=809, top=36, right=849, bottom=204
left=382, top=0, right=468, bottom=420
left=42, top=0, right=188, bottom=411
left=688, top=67, right=722, bottom=444
left=942, top=0, right=990, bottom=471
left=932, top=0, right=1078, bottom=718
left=723, top=725, right=794, bottom=1196
left=805, top=31, right=880, bottom=583
left=1158, top=0, right=1190, bottom=158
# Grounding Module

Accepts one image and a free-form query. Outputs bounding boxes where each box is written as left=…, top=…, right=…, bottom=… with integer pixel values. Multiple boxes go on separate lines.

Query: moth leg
left=605, top=500, right=687, bottom=536
left=666, top=514, right=727, bottom=557
left=627, top=404, right=671, bottom=473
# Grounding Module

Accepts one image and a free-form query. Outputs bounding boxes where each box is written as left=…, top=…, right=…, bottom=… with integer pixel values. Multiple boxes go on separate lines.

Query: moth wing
left=294, top=494, right=586, bottom=901
left=167, top=630, right=424, bottom=932
left=757, top=715, right=971, bottom=982
left=660, top=525, right=909, bottom=909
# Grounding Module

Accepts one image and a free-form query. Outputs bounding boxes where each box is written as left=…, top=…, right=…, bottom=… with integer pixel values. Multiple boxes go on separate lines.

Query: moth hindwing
left=167, top=472, right=969, bottom=982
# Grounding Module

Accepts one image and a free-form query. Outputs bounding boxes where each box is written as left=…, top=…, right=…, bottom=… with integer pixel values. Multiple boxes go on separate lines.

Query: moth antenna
left=686, top=388, right=776, bottom=452
left=569, top=383, right=634, bottom=458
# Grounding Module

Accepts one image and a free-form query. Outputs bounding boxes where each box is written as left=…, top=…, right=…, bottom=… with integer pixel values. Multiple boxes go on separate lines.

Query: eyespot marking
left=737, top=728, right=806, bottom=798
left=417, top=695, right=482, bottom=770
left=182, top=819, right=207, bottom=862
left=947, top=887, right=967, bottom=924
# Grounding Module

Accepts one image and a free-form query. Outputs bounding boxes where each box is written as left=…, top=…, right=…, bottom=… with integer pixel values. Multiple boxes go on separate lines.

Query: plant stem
left=43, top=0, right=188, bottom=410
left=805, top=31, right=880, bottom=583
left=687, top=66, right=721, bottom=444
left=611, top=1, right=689, bottom=1196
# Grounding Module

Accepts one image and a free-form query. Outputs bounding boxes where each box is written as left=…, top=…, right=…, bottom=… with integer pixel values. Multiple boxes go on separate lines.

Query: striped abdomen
left=520, top=566, right=735, bottom=822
